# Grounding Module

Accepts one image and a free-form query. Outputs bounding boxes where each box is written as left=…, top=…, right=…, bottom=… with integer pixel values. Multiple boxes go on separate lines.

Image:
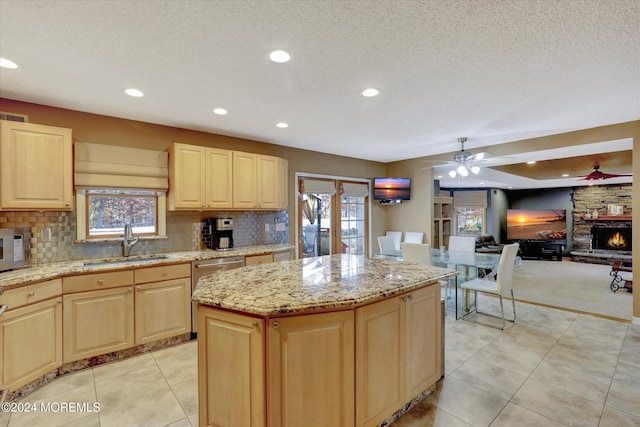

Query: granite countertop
left=0, top=244, right=294, bottom=291
left=192, top=254, right=458, bottom=316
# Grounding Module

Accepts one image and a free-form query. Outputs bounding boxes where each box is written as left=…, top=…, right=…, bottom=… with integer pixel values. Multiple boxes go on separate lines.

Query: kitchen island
left=192, top=254, right=457, bottom=427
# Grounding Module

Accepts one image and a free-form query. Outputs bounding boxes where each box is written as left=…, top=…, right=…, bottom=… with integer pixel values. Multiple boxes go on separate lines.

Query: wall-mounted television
left=373, top=177, right=411, bottom=202
left=506, top=209, right=567, bottom=241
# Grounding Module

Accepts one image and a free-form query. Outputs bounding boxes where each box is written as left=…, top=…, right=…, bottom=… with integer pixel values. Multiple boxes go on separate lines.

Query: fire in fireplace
left=591, top=227, right=632, bottom=251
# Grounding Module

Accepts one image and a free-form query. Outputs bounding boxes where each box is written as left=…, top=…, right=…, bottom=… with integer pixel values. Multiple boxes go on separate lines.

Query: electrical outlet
left=276, top=222, right=285, bottom=231
left=265, top=223, right=270, bottom=232
left=42, top=227, right=52, bottom=242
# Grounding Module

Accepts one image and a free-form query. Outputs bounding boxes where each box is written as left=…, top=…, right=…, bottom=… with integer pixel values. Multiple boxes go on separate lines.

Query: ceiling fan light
left=448, top=170, right=457, bottom=178
left=471, top=166, right=481, bottom=174
left=457, top=165, right=469, bottom=177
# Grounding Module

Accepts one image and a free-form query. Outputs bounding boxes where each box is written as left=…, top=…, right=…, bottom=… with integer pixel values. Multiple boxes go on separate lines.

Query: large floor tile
left=98, top=386, right=186, bottom=427
left=92, top=353, right=156, bottom=383
left=599, top=405, right=640, bottom=427
left=392, top=398, right=472, bottom=427
left=612, top=359, right=640, bottom=390
left=543, top=344, right=618, bottom=379
left=94, top=364, right=169, bottom=408
left=511, top=378, right=603, bottom=426
left=423, top=376, right=507, bottom=426
left=448, top=358, right=527, bottom=401
left=19, top=369, right=94, bottom=401
left=152, top=341, right=198, bottom=386
left=490, top=402, right=566, bottom=427
left=171, top=377, right=198, bottom=416
left=474, top=340, right=547, bottom=377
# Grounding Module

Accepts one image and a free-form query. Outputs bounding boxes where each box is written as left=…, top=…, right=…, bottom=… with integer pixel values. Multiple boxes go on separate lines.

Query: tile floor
left=1, top=296, right=639, bottom=427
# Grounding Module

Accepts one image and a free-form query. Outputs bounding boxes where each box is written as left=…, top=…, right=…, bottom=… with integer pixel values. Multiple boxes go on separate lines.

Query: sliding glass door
left=298, top=176, right=369, bottom=259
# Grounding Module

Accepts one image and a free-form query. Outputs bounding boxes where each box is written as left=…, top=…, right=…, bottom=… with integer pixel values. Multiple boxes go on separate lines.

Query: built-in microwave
left=0, top=228, right=29, bottom=273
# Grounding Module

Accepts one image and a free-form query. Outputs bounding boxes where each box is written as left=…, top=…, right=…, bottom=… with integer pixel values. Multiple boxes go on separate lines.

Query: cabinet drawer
left=62, top=270, right=134, bottom=293
left=134, top=263, right=190, bottom=284
left=0, top=279, right=62, bottom=310
left=245, top=254, right=274, bottom=266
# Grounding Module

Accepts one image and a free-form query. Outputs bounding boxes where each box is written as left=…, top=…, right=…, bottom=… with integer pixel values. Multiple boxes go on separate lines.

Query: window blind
left=453, top=190, right=488, bottom=208
left=74, top=142, right=169, bottom=190
left=301, top=179, right=337, bottom=195
left=341, top=182, right=369, bottom=197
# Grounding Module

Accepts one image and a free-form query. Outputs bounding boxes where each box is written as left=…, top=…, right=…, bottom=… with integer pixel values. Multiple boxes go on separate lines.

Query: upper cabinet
left=0, top=121, right=73, bottom=210
left=169, top=142, right=288, bottom=211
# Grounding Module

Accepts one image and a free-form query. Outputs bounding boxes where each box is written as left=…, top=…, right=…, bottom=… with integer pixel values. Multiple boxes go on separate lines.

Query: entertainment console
left=517, top=240, right=564, bottom=261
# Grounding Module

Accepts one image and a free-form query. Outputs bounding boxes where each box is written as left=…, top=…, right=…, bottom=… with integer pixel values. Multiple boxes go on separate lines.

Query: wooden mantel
left=580, top=215, right=632, bottom=221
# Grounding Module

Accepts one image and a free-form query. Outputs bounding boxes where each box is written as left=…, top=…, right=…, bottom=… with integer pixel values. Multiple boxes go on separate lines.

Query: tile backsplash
left=0, top=210, right=289, bottom=266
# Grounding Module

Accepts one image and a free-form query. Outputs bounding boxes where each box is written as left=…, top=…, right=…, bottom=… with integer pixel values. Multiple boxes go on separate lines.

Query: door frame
left=295, top=172, right=372, bottom=259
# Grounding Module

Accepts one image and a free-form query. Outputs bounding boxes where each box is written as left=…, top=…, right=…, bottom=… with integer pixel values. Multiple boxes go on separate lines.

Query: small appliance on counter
left=0, top=227, right=30, bottom=273
left=203, top=218, right=234, bottom=251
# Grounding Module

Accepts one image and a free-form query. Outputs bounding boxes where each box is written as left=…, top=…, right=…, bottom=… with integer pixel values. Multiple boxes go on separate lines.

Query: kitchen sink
left=82, top=255, right=171, bottom=267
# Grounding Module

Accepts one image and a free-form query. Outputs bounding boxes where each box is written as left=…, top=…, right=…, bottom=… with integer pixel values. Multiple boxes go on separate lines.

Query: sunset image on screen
left=374, top=178, right=411, bottom=200
left=506, top=209, right=566, bottom=240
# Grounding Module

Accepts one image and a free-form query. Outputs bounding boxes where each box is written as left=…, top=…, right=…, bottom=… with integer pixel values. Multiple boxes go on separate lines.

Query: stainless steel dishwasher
left=191, top=256, right=245, bottom=335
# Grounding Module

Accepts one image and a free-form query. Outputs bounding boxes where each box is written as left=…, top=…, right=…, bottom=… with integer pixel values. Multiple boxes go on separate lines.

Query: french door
left=297, top=176, right=369, bottom=259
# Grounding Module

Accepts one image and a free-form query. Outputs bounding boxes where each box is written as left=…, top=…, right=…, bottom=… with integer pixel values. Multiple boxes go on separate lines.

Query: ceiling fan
left=424, top=137, right=513, bottom=178
left=578, top=164, right=632, bottom=181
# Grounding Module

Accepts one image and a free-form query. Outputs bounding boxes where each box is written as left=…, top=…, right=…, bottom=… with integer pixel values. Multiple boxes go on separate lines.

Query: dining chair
left=404, top=231, right=424, bottom=244
left=448, top=236, right=476, bottom=253
left=378, top=235, right=397, bottom=254
left=385, top=231, right=403, bottom=250
left=460, top=243, right=520, bottom=330
left=400, top=242, right=431, bottom=264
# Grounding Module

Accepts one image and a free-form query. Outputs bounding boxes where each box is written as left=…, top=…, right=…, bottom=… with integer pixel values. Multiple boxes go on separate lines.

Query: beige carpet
left=512, top=260, right=633, bottom=321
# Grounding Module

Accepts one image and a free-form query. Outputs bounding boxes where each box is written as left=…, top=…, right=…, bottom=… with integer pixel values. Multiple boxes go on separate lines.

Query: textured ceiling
left=0, top=0, right=638, bottom=188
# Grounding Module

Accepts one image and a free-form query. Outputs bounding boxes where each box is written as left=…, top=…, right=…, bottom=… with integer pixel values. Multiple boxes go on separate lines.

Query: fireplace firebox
left=591, top=227, right=632, bottom=251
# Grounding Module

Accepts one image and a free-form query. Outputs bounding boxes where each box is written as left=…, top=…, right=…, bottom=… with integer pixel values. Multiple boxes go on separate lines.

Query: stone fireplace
left=571, top=183, right=632, bottom=265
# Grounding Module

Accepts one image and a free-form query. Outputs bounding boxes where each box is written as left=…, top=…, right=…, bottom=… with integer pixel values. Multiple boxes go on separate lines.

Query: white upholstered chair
left=385, top=231, right=403, bottom=251
left=378, top=235, right=397, bottom=254
left=401, top=242, right=432, bottom=264
left=460, top=243, right=520, bottom=329
left=404, top=231, right=424, bottom=244
left=448, top=236, right=476, bottom=253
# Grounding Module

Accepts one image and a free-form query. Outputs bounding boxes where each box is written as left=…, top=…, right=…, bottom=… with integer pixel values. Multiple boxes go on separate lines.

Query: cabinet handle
left=408, top=294, right=413, bottom=300
left=128, top=287, right=133, bottom=293
left=0, top=304, right=8, bottom=317
left=97, top=280, right=104, bottom=286
left=252, top=321, right=260, bottom=328
left=272, top=321, right=279, bottom=329
left=65, top=202, right=70, bottom=207
left=28, top=291, right=36, bottom=297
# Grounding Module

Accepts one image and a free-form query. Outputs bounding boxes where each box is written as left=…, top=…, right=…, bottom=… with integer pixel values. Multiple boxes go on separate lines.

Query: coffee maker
left=205, top=218, right=234, bottom=251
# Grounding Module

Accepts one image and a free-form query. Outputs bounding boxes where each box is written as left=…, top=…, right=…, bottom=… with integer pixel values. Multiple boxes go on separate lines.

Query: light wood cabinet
left=268, top=311, right=354, bottom=427
left=432, top=196, right=452, bottom=249
left=0, top=121, right=72, bottom=210
left=356, top=285, right=441, bottom=426
left=62, top=286, right=134, bottom=363
left=0, top=278, right=62, bottom=392
left=169, top=143, right=287, bottom=210
left=134, top=263, right=191, bottom=345
left=198, top=307, right=265, bottom=427
left=244, top=253, right=274, bottom=266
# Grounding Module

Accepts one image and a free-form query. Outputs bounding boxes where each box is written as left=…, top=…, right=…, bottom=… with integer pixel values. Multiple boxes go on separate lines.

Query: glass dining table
left=374, top=248, right=503, bottom=318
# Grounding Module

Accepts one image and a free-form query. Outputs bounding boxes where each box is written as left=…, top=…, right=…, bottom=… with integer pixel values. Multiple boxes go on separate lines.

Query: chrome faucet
left=123, top=223, right=139, bottom=257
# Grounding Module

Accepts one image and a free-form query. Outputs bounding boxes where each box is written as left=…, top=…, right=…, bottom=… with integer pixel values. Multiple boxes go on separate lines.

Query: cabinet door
left=198, top=307, right=265, bottom=427
left=135, top=278, right=191, bottom=345
left=63, top=287, right=134, bottom=363
left=204, top=147, right=233, bottom=209
left=268, top=311, right=354, bottom=427
left=273, top=250, right=292, bottom=262
left=169, top=143, right=205, bottom=210
left=0, top=121, right=72, bottom=210
left=0, top=297, right=62, bottom=391
left=233, top=151, right=257, bottom=209
left=256, top=154, right=279, bottom=209
left=278, top=158, right=289, bottom=209
left=356, top=297, right=404, bottom=427
left=405, top=285, right=441, bottom=399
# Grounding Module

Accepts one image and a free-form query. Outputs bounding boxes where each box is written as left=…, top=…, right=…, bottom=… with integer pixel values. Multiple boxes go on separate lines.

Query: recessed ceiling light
left=362, top=88, right=379, bottom=97
left=269, top=50, right=291, bottom=63
left=526, top=161, right=536, bottom=165
left=561, top=173, right=569, bottom=177
left=276, top=122, right=288, bottom=129
left=0, top=58, right=18, bottom=69
left=436, top=175, right=443, bottom=179
left=508, top=186, right=513, bottom=189
left=213, top=108, right=228, bottom=115
left=125, top=88, right=144, bottom=97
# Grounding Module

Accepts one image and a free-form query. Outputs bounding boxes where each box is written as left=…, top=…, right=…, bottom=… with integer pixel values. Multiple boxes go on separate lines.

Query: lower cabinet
left=268, top=311, right=354, bottom=427
left=356, top=285, right=441, bottom=427
left=135, top=277, right=191, bottom=345
left=198, top=308, right=265, bottom=427
left=63, top=286, right=135, bottom=363
left=245, top=253, right=274, bottom=266
left=0, top=297, right=62, bottom=391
